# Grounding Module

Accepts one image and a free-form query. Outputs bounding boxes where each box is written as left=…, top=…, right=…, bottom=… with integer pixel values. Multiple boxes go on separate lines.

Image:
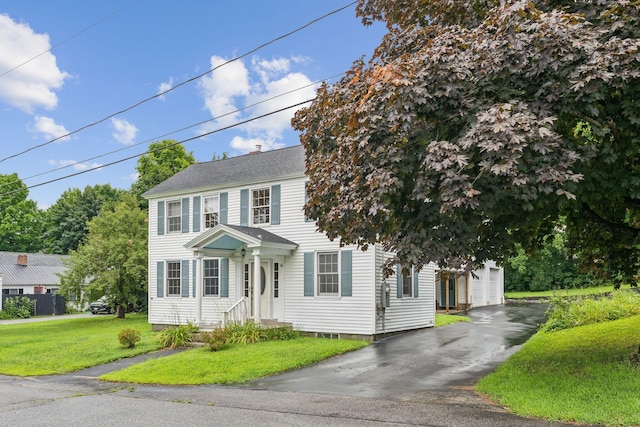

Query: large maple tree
left=293, top=0, right=640, bottom=281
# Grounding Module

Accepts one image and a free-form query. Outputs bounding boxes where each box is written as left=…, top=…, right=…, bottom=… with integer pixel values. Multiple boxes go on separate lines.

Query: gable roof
left=0, top=252, right=68, bottom=287
left=143, top=144, right=306, bottom=198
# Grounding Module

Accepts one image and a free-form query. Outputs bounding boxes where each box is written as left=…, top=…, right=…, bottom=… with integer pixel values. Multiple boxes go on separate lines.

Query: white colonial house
left=144, top=145, right=503, bottom=340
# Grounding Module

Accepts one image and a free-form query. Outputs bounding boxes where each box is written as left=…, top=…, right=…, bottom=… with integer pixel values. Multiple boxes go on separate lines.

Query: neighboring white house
left=436, top=262, right=505, bottom=312
left=143, top=145, right=503, bottom=340
left=0, top=252, right=67, bottom=296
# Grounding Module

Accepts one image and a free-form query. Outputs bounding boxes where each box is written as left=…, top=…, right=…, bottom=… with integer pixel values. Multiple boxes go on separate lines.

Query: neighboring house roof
left=0, top=252, right=68, bottom=287
left=142, top=144, right=306, bottom=198
left=0, top=265, right=66, bottom=286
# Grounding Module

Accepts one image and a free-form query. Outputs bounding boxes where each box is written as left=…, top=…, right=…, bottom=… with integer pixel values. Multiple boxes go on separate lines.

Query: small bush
left=541, top=290, right=640, bottom=333
left=118, top=328, right=141, bottom=348
left=200, top=328, right=232, bottom=351
left=0, top=296, right=34, bottom=319
left=158, top=323, right=199, bottom=349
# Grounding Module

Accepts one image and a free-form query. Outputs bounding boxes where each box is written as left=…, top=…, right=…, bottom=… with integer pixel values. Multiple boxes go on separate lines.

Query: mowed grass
left=477, top=315, right=640, bottom=426
left=435, top=313, right=471, bottom=327
left=101, top=337, right=369, bottom=385
left=0, top=314, right=162, bottom=376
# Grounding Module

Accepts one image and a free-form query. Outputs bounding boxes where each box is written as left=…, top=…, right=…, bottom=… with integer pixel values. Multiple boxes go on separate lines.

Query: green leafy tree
left=44, top=184, right=125, bottom=254
left=293, top=0, right=640, bottom=281
left=0, top=174, right=44, bottom=252
left=130, top=140, right=196, bottom=207
left=58, top=194, right=148, bottom=318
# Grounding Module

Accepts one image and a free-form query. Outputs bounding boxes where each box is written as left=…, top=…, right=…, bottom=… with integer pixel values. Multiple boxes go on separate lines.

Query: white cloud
left=198, top=54, right=318, bottom=153
left=30, top=116, right=70, bottom=141
left=157, top=77, right=173, bottom=101
left=198, top=55, right=250, bottom=127
left=0, top=14, right=69, bottom=112
left=111, top=117, right=138, bottom=145
left=48, top=159, right=102, bottom=171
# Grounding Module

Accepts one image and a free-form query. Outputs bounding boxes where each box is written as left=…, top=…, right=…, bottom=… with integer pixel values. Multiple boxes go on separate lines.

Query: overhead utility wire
left=2, top=73, right=341, bottom=188
left=0, top=1, right=357, bottom=164
left=0, top=99, right=314, bottom=199
left=0, top=0, right=138, bottom=78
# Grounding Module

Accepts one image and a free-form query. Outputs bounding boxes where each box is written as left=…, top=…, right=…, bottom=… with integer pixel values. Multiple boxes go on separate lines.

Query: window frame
left=166, top=261, right=181, bottom=296
left=251, top=187, right=270, bottom=225
left=202, top=195, right=219, bottom=229
left=317, top=251, right=339, bottom=296
left=166, top=200, right=182, bottom=233
left=401, top=267, right=414, bottom=298
left=203, top=258, right=220, bottom=296
left=273, top=262, right=279, bottom=298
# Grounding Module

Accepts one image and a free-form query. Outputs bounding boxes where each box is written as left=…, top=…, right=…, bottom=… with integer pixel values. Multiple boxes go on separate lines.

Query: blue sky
left=0, top=1, right=386, bottom=208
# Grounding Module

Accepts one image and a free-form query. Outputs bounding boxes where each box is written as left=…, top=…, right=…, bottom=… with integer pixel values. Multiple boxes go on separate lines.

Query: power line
left=0, top=1, right=356, bottom=164
left=0, top=1, right=138, bottom=78
left=0, top=99, right=314, bottom=199
left=0, top=72, right=342, bottom=190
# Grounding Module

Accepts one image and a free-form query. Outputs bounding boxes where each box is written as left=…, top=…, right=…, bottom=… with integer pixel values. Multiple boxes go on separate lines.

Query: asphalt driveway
left=0, top=304, right=579, bottom=426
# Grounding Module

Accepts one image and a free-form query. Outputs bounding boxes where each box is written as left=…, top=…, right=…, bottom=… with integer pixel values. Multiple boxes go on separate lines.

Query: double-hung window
left=166, top=200, right=181, bottom=233
left=166, top=261, right=181, bottom=296
left=203, top=259, right=220, bottom=296
left=203, top=195, right=219, bottom=229
left=252, top=188, right=270, bottom=225
left=401, top=267, right=413, bottom=297
left=317, top=252, right=339, bottom=295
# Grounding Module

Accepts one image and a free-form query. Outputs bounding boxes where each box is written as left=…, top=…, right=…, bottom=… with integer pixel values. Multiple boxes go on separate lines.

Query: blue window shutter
left=181, top=260, right=189, bottom=297
left=181, top=198, right=189, bottom=233
left=156, top=261, right=164, bottom=298
left=413, top=267, right=418, bottom=298
left=341, top=250, right=352, bottom=297
left=192, top=259, right=197, bottom=298
left=157, top=201, right=165, bottom=236
left=219, top=192, right=228, bottom=224
left=240, top=189, right=249, bottom=226
left=396, top=264, right=403, bottom=299
left=271, top=184, right=281, bottom=225
left=192, top=196, right=201, bottom=233
left=220, top=258, right=229, bottom=298
left=304, top=252, right=314, bottom=296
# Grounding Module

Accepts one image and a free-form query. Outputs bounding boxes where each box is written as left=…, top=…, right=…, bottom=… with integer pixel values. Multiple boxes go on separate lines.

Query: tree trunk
left=116, top=305, right=126, bottom=319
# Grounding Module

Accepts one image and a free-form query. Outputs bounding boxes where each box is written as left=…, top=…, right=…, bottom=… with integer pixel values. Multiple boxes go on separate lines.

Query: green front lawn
left=435, top=313, right=471, bottom=327
left=0, top=314, right=161, bottom=376
left=477, top=315, right=640, bottom=426
left=101, top=337, right=368, bottom=385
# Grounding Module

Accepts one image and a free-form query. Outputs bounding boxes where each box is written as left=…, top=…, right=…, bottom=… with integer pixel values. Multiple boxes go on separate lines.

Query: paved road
left=0, top=304, right=581, bottom=426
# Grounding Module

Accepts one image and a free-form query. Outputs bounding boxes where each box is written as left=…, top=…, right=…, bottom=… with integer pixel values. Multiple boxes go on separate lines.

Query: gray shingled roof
left=225, top=224, right=298, bottom=247
left=0, top=252, right=68, bottom=287
left=143, top=144, right=306, bottom=198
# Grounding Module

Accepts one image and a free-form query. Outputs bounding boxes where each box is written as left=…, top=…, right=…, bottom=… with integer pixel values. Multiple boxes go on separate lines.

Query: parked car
left=90, top=297, right=113, bottom=314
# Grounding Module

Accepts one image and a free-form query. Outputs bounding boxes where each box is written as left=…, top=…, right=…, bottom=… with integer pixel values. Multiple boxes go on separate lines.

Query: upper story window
left=203, top=195, right=219, bottom=229
left=317, top=252, right=339, bottom=295
left=252, top=188, right=270, bottom=225
left=166, top=200, right=181, bottom=233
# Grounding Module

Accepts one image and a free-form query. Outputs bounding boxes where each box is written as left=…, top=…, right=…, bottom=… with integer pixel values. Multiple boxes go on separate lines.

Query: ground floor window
left=274, top=262, right=279, bottom=298
left=2, top=288, right=23, bottom=295
left=203, top=259, right=219, bottom=295
left=167, top=261, right=181, bottom=296
left=244, top=263, right=250, bottom=298
left=317, top=252, right=339, bottom=295
left=401, top=267, right=414, bottom=297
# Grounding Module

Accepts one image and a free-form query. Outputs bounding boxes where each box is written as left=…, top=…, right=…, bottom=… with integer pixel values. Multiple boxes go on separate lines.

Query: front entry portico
left=184, top=224, right=297, bottom=326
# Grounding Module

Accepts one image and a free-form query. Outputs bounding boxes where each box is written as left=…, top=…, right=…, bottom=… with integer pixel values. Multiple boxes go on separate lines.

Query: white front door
left=250, top=261, right=271, bottom=320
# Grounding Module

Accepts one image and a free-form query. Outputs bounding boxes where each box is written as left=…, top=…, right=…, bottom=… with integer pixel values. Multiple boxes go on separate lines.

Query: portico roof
left=184, top=224, right=298, bottom=257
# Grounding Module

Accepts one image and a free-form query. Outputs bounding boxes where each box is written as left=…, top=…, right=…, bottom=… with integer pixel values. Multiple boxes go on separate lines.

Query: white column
left=252, top=249, right=261, bottom=324
left=195, top=252, right=203, bottom=325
